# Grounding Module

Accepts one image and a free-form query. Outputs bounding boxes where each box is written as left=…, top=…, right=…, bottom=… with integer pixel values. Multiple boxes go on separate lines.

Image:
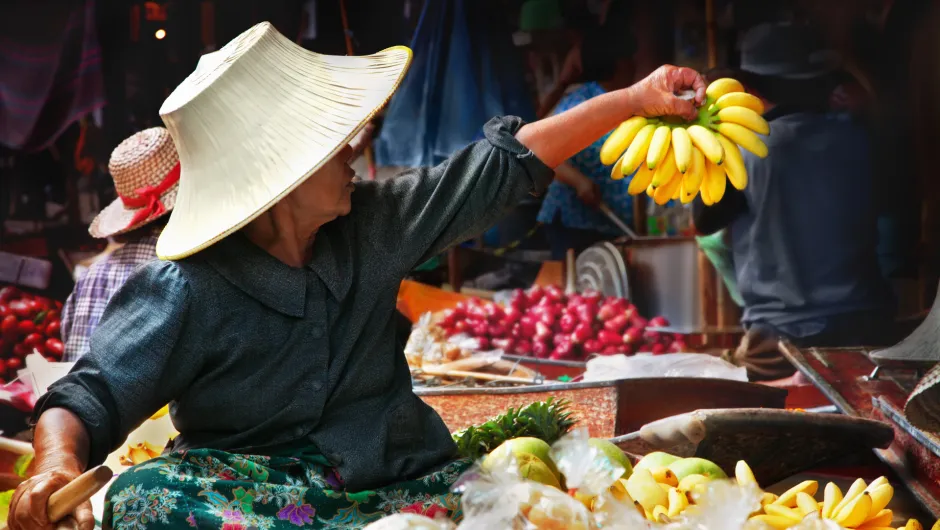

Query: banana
left=834, top=492, right=873, bottom=528
left=764, top=504, right=804, bottom=521
left=703, top=159, right=727, bottom=204
left=822, top=482, right=844, bottom=519
left=620, top=123, right=657, bottom=175
left=647, top=125, right=672, bottom=170
left=627, top=163, right=654, bottom=194
left=761, top=492, right=779, bottom=507
left=610, top=479, right=634, bottom=504
left=905, top=519, right=924, bottom=530
left=796, top=492, right=820, bottom=516
left=646, top=184, right=655, bottom=197
left=610, top=154, right=625, bottom=180
left=625, top=468, right=669, bottom=512
left=600, top=116, right=647, bottom=165
left=867, top=477, right=890, bottom=491
left=671, top=127, right=693, bottom=173
left=717, top=106, right=770, bottom=136
left=677, top=474, right=710, bottom=494
left=651, top=145, right=679, bottom=188
left=680, top=146, right=705, bottom=204
left=860, top=509, right=893, bottom=527
left=750, top=514, right=800, bottom=530
left=715, top=133, right=748, bottom=190
left=655, top=170, right=683, bottom=206
left=651, top=467, right=679, bottom=487
left=652, top=505, right=669, bottom=523
left=716, top=122, right=768, bottom=158
left=715, top=92, right=765, bottom=114
left=667, top=487, right=688, bottom=517
left=150, top=404, right=170, bottom=420
left=687, top=125, right=725, bottom=165
left=867, top=483, right=894, bottom=515
left=706, top=78, right=745, bottom=101
left=700, top=181, right=714, bottom=206
left=671, top=180, right=681, bottom=200
left=773, top=480, right=819, bottom=508
left=834, top=478, right=868, bottom=516
left=735, top=460, right=758, bottom=487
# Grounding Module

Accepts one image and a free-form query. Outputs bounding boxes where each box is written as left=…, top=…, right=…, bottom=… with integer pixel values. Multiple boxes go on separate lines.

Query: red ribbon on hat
left=119, top=162, right=181, bottom=230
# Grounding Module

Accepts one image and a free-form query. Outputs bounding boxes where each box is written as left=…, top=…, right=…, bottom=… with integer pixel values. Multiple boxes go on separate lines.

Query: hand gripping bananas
left=602, top=77, right=770, bottom=205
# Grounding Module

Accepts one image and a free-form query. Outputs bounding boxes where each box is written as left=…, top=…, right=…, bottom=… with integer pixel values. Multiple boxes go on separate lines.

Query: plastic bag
left=404, top=313, right=479, bottom=368
left=583, top=353, right=748, bottom=383
left=362, top=513, right=455, bottom=530
left=454, top=455, right=593, bottom=530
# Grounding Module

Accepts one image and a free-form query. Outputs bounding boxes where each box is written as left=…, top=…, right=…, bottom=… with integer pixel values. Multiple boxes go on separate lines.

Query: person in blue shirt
left=536, top=29, right=640, bottom=259
left=694, top=23, right=897, bottom=381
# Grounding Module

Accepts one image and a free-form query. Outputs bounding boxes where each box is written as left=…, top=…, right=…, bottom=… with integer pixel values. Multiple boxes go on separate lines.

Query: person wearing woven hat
left=693, top=22, right=895, bottom=382
left=59, top=127, right=179, bottom=362
left=12, top=22, right=705, bottom=530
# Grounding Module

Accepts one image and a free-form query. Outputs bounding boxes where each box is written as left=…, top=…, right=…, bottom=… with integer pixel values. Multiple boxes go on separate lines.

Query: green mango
left=633, top=451, right=681, bottom=472
left=667, top=457, right=728, bottom=481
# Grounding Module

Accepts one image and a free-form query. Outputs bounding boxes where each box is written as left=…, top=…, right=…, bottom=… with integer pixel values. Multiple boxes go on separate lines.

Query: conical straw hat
left=155, top=21, right=413, bottom=260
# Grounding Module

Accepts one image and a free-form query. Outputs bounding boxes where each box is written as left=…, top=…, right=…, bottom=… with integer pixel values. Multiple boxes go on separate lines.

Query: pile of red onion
left=437, top=286, right=686, bottom=361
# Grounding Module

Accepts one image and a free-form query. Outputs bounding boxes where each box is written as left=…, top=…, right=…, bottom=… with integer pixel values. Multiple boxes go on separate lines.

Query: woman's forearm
left=518, top=90, right=638, bottom=169
left=33, top=408, right=90, bottom=474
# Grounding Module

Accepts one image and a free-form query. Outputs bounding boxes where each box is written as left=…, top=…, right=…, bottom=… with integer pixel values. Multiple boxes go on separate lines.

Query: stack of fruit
left=601, top=78, right=769, bottom=206
left=0, top=286, right=64, bottom=380
left=742, top=462, right=929, bottom=530
left=435, top=286, right=684, bottom=361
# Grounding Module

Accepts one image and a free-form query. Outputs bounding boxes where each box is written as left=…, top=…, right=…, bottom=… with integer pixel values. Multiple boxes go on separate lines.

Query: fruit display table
left=779, top=341, right=940, bottom=519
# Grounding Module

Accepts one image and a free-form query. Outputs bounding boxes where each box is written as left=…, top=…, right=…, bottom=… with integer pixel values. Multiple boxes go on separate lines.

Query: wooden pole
left=705, top=0, right=717, bottom=69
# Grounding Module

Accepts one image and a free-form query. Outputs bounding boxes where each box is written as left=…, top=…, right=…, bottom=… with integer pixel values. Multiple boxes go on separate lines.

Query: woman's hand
left=9, top=468, right=94, bottom=530
left=575, top=180, right=601, bottom=208
left=625, top=65, right=706, bottom=121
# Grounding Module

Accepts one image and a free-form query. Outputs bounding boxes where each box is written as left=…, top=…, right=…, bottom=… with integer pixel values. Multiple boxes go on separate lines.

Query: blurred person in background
left=694, top=22, right=895, bottom=382
left=536, top=28, right=640, bottom=259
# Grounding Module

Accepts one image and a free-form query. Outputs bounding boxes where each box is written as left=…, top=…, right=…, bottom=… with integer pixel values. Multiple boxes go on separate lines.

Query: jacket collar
left=205, top=224, right=352, bottom=317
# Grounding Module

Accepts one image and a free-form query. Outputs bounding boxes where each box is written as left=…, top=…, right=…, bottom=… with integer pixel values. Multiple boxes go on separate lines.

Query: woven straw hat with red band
left=89, top=127, right=180, bottom=239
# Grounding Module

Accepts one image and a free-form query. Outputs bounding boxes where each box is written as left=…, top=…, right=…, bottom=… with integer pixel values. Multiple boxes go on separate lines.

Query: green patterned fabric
left=103, top=449, right=471, bottom=530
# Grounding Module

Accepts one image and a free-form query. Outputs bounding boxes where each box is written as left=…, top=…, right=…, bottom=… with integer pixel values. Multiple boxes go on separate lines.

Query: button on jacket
left=34, top=116, right=554, bottom=492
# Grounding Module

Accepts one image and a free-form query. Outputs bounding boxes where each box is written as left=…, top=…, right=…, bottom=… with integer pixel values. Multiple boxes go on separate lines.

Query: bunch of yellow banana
left=740, top=460, right=931, bottom=530
left=601, top=77, right=770, bottom=206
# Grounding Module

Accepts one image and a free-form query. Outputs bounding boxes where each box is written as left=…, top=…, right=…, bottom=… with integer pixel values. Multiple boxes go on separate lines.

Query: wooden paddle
left=0, top=465, right=113, bottom=530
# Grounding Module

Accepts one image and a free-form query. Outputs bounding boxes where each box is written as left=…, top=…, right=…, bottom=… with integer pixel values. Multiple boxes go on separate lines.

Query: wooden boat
left=415, top=377, right=787, bottom=437
left=779, top=341, right=940, bottom=518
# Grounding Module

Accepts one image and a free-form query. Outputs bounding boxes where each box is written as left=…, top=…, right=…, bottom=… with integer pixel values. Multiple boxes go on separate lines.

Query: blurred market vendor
left=537, top=28, right=640, bottom=259
left=10, top=22, right=706, bottom=530
left=60, top=128, right=178, bottom=362
left=693, top=23, right=895, bottom=381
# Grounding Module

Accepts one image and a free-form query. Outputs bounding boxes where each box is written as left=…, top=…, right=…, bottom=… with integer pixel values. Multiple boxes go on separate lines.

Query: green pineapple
left=452, top=398, right=577, bottom=460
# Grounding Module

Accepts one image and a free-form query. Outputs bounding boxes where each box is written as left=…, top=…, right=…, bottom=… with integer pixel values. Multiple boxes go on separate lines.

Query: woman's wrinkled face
left=289, top=144, right=356, bottom=221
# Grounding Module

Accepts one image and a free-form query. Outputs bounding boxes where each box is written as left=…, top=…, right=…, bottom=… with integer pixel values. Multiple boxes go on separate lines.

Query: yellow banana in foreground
left=654, top=169, right=683, bottom=206
left=861, top=508, right=893, bottom=527
left=750, top=514, right=799, bottom=530
left=764, top=504, right=804, bottom=521
left=600, top=116, right=647, bottom=165
left=796, top=492, right=819, bottom=516
left=717, top=122, right=768, bottom=158
left=715, top=92, right=765, bottom=114
left=706, top=78, right=745, bottom=101
left=834, top=478, right=868, bottom=515
left=700, top=181, right=713, bottom=206
left=735, top=460, right=757, bottom=487
left=867, top=483, right=894, bottom=515
left=718, top=106, right=770, bottom=135
left=610, top=154, right=625, bottom=180
left=687, top=125, right=724, bottom=165
left=906, top=519, right=924, bottom=530
left=867, top=476, right=890, bottom=491
left=647, top=125, right=672, bottom=170
left=625, top=468, right=668, bottom=512
left=620, top=123, right=657, bottom=174
left=646, top=184, right=655, bottom=197
left=822, top=482, right=844, bottom=519
left=715, top=133, right=748, bottom=190
left=833, top=491, right=872, bottom=528
left=652, top=505, right=669, bottom=523
left=667, top=487, right=688, bottom=517
left=773, top=480, right=819, bottom=508
left=627, top=163, right=654, bottom=194
left=680, top=147, right=705, bottom=204
left=651, top=467, right=679, bottom=487
left=651, top=146, right=678, bottom=188
left=703, top=159, right=727, bottom=204
left=671, top=126, right=693, bottom=173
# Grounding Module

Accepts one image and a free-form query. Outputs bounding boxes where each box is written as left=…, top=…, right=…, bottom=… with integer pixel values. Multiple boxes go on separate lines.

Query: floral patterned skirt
left=102, top=448, right=471, bottom=530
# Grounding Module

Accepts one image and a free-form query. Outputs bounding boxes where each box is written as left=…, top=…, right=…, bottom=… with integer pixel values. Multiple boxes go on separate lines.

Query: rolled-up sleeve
left=32, top=260, right=194, bottom=466
left=359, top=115, right=554, bottom=272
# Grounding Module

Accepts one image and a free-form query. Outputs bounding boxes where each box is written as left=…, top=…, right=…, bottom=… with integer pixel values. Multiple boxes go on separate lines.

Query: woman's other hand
left=575, top=180, right=601, bottom=209
left=626, top=65, right=706, bottom=121
left=9, top=468, right=94, bottom=530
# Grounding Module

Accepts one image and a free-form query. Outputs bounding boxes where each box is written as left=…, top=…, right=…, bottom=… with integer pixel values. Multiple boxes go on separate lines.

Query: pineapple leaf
left=451, top=398, right=577, bottom=459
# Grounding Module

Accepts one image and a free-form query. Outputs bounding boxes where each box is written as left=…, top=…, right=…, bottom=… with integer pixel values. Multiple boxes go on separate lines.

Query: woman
left=10, top=22, right=704, bottom=530
left=536, top=28, right=642, bottom=259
